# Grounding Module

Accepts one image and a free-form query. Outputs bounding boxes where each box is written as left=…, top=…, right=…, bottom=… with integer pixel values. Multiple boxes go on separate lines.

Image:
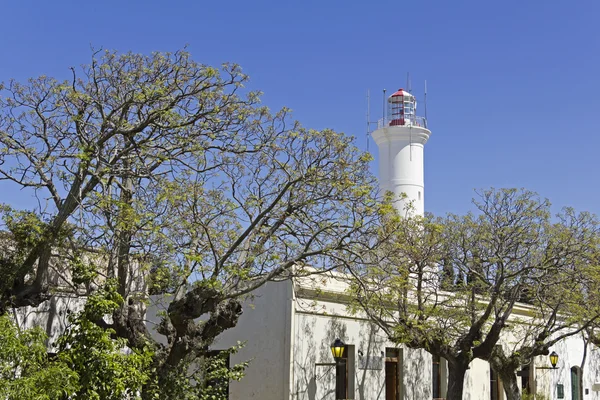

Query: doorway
left=385, top=348, right=400, bottom=400
left=335, top=345, right=348, bottom=400
left=571, top=366, right=582, bottom=400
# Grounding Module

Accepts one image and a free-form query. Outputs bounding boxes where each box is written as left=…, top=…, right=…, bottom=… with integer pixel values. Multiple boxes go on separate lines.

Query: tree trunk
left=446, top=362, right=468, bottom=400
left=498, top=368, right=520, bottom=400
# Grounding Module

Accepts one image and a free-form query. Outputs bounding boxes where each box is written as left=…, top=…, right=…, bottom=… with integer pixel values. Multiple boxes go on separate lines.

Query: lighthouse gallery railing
left=377, top=115, right=428, bottom=130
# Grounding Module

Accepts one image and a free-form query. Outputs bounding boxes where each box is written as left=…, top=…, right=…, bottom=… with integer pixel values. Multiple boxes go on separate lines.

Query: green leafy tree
left=0, top=283, right=151, bottom=399
left=0, top=315, right=77, bottom=399
left=56, top=283, right=153, bottom=399
left=350, top=189, right=600, bottom=400
left=0, top=49, right=378, bottom=398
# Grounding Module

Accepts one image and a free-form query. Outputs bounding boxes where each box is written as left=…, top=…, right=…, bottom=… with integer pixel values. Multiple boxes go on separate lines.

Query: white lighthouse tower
left=371, top=88, right=431, bottom=216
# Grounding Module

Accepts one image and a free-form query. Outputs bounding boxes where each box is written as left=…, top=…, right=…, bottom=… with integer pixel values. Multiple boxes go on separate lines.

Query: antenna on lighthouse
left=366, top=89, right=370, bottom=151
left=424, top=80, right=428, bottom=120
left=382, top=88, right=387, bottom=124
left=407, top=72, right=412, bottom=93
left=365, top=89, right=380, bottom=152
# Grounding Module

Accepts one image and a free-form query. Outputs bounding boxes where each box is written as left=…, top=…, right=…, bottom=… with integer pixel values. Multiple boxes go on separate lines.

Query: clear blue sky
left=1, top=0, right=599, bottom=216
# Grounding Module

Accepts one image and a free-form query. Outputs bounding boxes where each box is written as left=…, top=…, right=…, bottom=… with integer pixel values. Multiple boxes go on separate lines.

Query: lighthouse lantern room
left=388, top=88, right=416, bottom=126
left=371, top=86, right=432, bottom=216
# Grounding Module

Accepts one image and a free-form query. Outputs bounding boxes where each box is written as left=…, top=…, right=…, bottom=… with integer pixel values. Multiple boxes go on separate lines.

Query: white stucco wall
left=144, top=280, right=293, bottom=400
left=14, top=294, right=86, bottom=347
left=291, top=294, right=432, bottom=400
left=287, top=273, right=600, bottom=400
left=144, top=271, right=600, bottom=400
left=531, top=335, right=600, bottom=400
left=293, top=310, right=388, bottom=400
left=214, top=280, right=294, bottom=400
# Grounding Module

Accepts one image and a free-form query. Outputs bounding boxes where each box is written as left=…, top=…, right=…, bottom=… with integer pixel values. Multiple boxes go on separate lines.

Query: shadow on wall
left=14, top=295, right=85, bottom=349
left=403, top=348, right=430, bottom=400
left=355, top=322, right=386, bottom=400
left=574, top=341, right=600, bottom=400
left=588, top=346, right=600, bottom=394
left=293, top=316, right=348, bottom=400
left=293, top=314, right=420, bottom=400
left=293, top=315, right=315, bottom=400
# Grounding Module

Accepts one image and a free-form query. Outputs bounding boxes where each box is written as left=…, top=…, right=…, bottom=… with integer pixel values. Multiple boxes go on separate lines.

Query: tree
left=0, top=284, right=151, bottom=400
left=484, top=202, right=600, bottom=400
left=0, top=49, right=378, bottom=398
left=0, top=315, right=78, bottom=399
left=349, top=189, right=600, bottom=400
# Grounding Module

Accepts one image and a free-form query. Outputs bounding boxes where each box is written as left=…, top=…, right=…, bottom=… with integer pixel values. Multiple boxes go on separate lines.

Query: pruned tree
left=484, top=204, right=600, bottom=400
left=349, top=189, right=600, bottom=400
left=0, top=49, right=379, bottom=398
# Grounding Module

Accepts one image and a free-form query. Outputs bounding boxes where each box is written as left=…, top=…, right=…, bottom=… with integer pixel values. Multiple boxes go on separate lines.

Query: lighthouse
left=371, top=88, right=431, bottom=216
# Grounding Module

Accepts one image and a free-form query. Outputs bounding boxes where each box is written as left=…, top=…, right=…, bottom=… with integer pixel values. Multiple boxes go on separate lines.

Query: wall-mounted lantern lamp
left=535, top=350, right=559, bottom=370
left=549, top=351, right=558, bottom=369
left=331, top=338, right=345, bottom=362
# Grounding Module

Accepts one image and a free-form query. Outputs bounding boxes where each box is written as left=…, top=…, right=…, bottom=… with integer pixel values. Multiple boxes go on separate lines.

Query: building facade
left=210, top=273, right=600, bottom=400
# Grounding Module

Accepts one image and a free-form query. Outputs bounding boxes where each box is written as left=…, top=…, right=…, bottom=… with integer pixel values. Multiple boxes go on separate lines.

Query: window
left=519, top=365, right=531, bottom=394
left=557, top=384, right=565, bottom=399
left=205, top=350, right=231, bottom=400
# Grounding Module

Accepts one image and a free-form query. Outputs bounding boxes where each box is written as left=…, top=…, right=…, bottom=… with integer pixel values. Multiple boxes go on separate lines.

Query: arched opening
left=571, top=366, right=582, bottom=400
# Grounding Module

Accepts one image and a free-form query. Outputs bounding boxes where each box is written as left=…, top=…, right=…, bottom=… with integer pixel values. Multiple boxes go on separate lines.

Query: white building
left=199, top=88, right=600, bottom=400
left=212, top=275, right=600, bottom=400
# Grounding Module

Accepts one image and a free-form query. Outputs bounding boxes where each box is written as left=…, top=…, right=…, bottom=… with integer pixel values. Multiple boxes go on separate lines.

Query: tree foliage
left=0, top=284, right=151, bottom=399
left=0, top=49, right=378, bottom=397
left=0, top=315, right=77, bottom=400
left=350, top=188, right=600, bottom=400
left=55, top=283, right=153, bottom=399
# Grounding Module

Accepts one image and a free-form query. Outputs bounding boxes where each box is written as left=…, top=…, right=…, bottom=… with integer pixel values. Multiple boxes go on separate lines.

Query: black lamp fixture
left=331, top=338, right=345, bottom=362
left=534, top=350, right=560, bottom=370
